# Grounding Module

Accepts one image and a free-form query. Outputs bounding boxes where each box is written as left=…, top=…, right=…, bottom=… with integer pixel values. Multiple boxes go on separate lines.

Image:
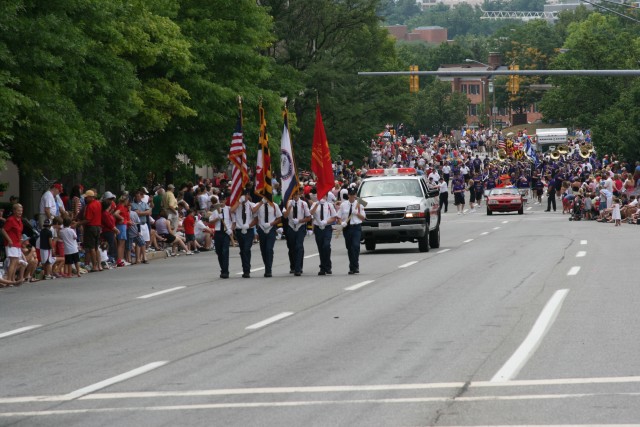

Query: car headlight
left=488, top=200, right=499, bottom=205
left=510, top=199, right=521, bottom=204
left=406, top=204, right=421, bottom=211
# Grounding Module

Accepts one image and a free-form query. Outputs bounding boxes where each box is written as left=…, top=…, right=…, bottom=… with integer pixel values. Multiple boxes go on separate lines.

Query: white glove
left=320, top=220, right=327, bottom=227
left=292, top=218, right=299, bottom=225
left=262, top=198, right=268, bottom=204
left=320, top=199, right=325, bottom=205
left=239, top=195, right=245, bottom=203
left=242, top=224, right=250, bottom=231
left=341, top=221, right=347, bottom=228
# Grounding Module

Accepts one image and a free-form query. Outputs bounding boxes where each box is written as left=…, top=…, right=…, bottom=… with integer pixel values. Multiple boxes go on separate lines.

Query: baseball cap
left=83, top=190, right=96, bottom=198
left=43, top=219, right=51, bottom=227
left=167, top=184, right=175, bottom=190
left=347, top=187, right=357, bottom=195
left=141, top=187, right=149, bottom=194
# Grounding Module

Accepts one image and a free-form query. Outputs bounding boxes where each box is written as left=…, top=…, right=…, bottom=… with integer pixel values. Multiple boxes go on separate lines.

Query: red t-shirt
left=101, top=210, right=116, bottom=233
left=3, top=215, right=23, bottom=248
left=115, top=204, right=130, bottom=225
left=84, top=199, right=102, bottom=227
left=183, top=215, right=195, bottom=234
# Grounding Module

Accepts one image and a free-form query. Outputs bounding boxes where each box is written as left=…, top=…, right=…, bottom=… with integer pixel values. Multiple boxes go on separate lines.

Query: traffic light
left=508, top=64, right=520, bottom=95
left=409, top=65, right=419, bottom=93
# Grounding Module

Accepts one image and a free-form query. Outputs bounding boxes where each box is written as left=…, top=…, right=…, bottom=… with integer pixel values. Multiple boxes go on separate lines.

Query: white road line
left=491, top=289, right=570, bottom=382
left=463, top=239, right=474, bottom=243
left=137, top=287, right=185, bottom=299
left=0, top=325, right=42, bottom=339
left=4, top=396, right=640, bottom=416
left=63, top=362, right=168, bottom=401
left=580, top=240, right=588, bottom=245
left=345, top=280, right=375, bottom=291
left=235, top=266, right=265, bottom=275
left=304, top=253, right=319, bottom=259
left=493, top=227, right=501, bottom=230
left=526, top=206, right=532, bottom=210
left=480, top=232, right=489, bottom=235
left=567, top=266, right=581, bottom=276
left=5, top=375, right=640, bottom=404
left=576, top=251, right=586, bottom=258
left=398, top=261, right=417, bottom=269
left=437, top=249, right=450, bottom=254
left=245, top=312, right=294, bottom=330
left=502, top=220, right=509, bottom=224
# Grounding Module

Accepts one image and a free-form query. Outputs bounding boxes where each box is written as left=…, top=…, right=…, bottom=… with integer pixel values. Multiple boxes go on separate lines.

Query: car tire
left=487, top=208, right=492, bottom=215
left=429, top=225, right=440, bottom=249
left=365, top=239, right=376, bottom=252
left=418, top=233, right=430, bottom=252
left=518, top=207, right=524, bottom=215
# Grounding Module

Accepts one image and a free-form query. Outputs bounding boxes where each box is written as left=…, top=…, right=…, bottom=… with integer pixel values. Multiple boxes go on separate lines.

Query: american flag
left=228, top=107, right=249, bottom=207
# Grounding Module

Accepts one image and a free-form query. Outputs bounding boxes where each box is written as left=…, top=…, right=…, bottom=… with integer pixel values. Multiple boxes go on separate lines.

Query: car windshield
left=359, top=179, right=423, bottom=198
left=490, top=188, right=520, bottom=196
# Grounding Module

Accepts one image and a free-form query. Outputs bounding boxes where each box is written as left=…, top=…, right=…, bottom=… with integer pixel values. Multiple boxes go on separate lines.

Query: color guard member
left=231, top=188, right=257, bottom=278
left=283, top=190, right=311, bottom=276
left=310, top=195, right=337, bottom=275
left=210, top=193, right=233, bottom=279
left=338, top=187, right=366, bottom=274
left=255, top=196, right=282, bottom=277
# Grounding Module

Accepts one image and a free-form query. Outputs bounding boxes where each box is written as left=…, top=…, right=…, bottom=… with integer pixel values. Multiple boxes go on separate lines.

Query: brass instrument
left=557, top=144, right=569, bottom=155
left=497, top=148, right=507, bottom=161
left=550, top=150, right=561, bottom=160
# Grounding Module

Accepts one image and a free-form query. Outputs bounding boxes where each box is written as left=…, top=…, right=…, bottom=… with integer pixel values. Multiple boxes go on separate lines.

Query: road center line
left=63, top=362, right=168, bottom=401
left=502, top=220, right=509, bottom=224
left=437, top=249, right=450, bottom=254
left=493, top=227, right=501, bottom=230
left=304, top=253, right=319, bottom=259
left=0, top=325, right=42, bottom=339
left=463, top=239, right=474, bottom=243
left=137, top=287, right=185, bottom=299
left=526, top=206, right=532, bottom=210
left=246, top=312, right=294, bottom=330
left=345, top=280, right=375, bottom=291
left=580, top=240, right=588, bottom=245
left=398, top=261, right=417, bottom=268
left=491, top=289, right=570, bottom=382
left=480, top=232, right=489, bottom=235
left=576, top=251, right=586, bottom=258
left=567, top=266, right=581, bottom=276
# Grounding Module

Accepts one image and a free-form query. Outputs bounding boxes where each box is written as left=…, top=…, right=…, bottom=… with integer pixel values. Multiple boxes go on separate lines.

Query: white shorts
left=5, top=246, right=21, bottom=258
left=140, top=224, right=150, bottom=242
left=195, top=233, right=208, bottom=246
left=40, top=249, right=56, bottom=265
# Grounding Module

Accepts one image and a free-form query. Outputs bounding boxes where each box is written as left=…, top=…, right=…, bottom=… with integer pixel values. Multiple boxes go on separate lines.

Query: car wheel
left=487, top=207, right=492, bottom=215
left=418, top=233, right=430, bottom=252
left=518, top=207, right=524, bottom=215
left=429, top=225, right=440, bottom=249
left=365, top=239, right=376, bottom=252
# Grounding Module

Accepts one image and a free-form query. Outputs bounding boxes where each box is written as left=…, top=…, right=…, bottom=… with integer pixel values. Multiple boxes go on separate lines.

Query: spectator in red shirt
left=113, top=195, right=131, bottom=266
left=101, top=199, right=118, bottom=263
left=182, top=208, right=197, bottom=252
left=1, top=204, right=25, bottom=285
left=80, top=190, right=103, bottom=272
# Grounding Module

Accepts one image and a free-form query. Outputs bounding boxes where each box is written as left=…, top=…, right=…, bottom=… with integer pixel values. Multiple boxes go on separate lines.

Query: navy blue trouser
left=342, top=224, right=361, bottom=272
left=314, top=226, right=332, bottom=273
left=214, top=232, right=230, bottom=275
left=235, top=228, right=254, bottom=274
left=286, top=226, right=306, bottom=273
left=257, top=228, right=276, bottom=274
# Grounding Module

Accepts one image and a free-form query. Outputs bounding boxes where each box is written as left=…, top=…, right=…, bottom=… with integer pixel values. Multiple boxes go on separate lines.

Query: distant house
left=437, top=53, right=542, bottom=128
left=384, top=25, right=447, bottom=44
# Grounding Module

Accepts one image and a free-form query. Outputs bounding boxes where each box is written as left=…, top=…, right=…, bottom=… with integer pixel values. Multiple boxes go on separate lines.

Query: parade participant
left=468, top=175, right=477, bottom=213
left=210, top=192, right=233, bottom=279
left=473, top=174, right=485, bottom=208
left=453, top=178, right=466, bottom=215
left=231, top=189, right=257, bottom=278
left=534, top=174, right=544, bottom=204
left=339, top=187, right=366, bottom=275
left=545, top=175, right=557, bottom=212
left=442, top=162, right=451, bottom=185
left=283, top=189, right=311, bottom=276
left=255, top=196, right=282, bottom=278
left=310, top=194, right=337, bottom=275
left=438, top=178, right=448, bottom=213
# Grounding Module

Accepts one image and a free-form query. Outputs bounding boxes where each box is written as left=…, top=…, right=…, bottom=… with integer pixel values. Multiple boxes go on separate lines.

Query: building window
left=532, top=103, right=539, bottom=113
left=469, top=104, right=478, bottom=116
left=469, top=84, right=480, bottom=95
left=460, top=84, right=467, bottom=94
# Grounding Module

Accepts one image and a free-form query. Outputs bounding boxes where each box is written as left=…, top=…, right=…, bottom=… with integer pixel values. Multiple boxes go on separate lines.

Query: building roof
left=414, top=26, right=445, bottom=30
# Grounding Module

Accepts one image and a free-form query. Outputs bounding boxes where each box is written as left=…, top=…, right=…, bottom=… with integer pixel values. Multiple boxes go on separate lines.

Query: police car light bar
left=366, top=168, right=417, bottom=177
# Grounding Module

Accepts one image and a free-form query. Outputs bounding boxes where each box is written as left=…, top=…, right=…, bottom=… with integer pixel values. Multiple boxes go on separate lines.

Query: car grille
left=365, top=207, right=406, bottom=221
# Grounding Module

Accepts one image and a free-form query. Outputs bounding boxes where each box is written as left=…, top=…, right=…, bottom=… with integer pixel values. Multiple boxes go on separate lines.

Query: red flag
left=311, top=103, right=333, bottom=200
left=228, top=106, right=248, bottom=207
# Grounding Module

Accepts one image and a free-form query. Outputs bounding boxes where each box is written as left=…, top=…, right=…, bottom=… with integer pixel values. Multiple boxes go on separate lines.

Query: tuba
left=557, top=144, right=569, bottom=155
left=550, top=150, right=561, bottom=160
left=497, top=148, right=507, bottom=161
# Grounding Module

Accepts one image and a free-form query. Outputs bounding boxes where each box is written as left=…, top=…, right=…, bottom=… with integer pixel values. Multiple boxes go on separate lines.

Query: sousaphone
left=497, top=148, right=507, bottom=161
left=557, top=144, right=569, bottom=155
left=550, top=150, right=561, bottom=160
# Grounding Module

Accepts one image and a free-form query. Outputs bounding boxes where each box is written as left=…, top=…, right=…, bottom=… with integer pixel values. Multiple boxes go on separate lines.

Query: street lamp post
left=465, top=59, right=495, bottom=131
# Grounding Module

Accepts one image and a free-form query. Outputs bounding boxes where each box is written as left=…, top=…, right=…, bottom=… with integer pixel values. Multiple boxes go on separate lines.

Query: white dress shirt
left=210, top=206, right=232, bottom=234
left=338, top=200, right=366, bottom=226
left=286, top=199, right=310, bottom=231
left=311, top=201, right=337, bottom=228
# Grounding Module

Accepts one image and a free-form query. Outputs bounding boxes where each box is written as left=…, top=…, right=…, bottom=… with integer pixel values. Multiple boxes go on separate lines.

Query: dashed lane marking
left=580, top=240, right=588, bottom=245
left=463, top=239, right=474, bottom=243
left=576, top=251, right=586, bottom=258
left=0, top=325, right=42, bottom=339
left=345, top=280, right=375, bottom=291
left=137, top=287, right=185, bottom=299
left=437, top=249, right=450, bottom=254
left=398, top=261, right=418, bottom=269
left=567, top=266, right=581, bottom=276
left=245, top=312, right=294, bottom=330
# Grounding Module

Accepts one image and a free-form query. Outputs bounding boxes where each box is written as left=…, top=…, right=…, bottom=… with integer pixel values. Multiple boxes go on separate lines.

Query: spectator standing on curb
left=59, top=217, right=81, bottom=278
left=163, top=184, right=179, bottom=230
left=131, top=190, right=152, bottom=250
left=39, top=183, right=62, bottom=228
left=81, top=190, right=103, bottom=272
left=1, top=204, right=25, bottom=285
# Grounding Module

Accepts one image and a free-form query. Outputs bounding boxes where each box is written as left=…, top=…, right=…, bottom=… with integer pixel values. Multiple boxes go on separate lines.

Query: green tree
left=407, top=80, right=468, bottom=135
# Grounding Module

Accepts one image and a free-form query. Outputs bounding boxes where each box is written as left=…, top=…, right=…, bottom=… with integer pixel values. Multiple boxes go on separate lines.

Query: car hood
left=361, top=196, right=423, bottom=208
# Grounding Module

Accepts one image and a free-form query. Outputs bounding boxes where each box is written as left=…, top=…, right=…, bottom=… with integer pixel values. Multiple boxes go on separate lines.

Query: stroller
left=568, top=196, right=584, bottom=221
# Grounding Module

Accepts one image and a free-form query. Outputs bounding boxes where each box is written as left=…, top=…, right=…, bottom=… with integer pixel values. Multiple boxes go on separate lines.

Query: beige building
left=384, top=25, right=447, bottom=44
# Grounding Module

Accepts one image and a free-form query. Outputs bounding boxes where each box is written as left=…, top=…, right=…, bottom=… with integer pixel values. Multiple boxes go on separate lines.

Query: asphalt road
left=1, top=199, right=640, bottom=426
